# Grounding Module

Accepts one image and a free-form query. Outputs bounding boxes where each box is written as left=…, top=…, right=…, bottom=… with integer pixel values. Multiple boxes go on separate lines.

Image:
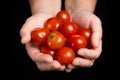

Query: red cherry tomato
left=31, top=28, right=49, bottom=45
left=44, top=17, right=60, bottom=31
left=54, top=47, right=75, bottom=65
left=67, top=34, right=87, bottom=51
left=78, top=28, right=91, bottom=41
left=40, top=44, right=55, bottom=57
left=56, top=10, right=70, bottom=24
left=47, top=31, right=66, bottom=50
left=59, top=21, right=79, bottom=38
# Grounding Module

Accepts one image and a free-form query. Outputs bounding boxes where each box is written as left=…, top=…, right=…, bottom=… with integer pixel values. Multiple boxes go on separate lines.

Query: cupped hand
left=20, top=13, right=66, bottom=71
left=65, top=10, right=103, bottom=72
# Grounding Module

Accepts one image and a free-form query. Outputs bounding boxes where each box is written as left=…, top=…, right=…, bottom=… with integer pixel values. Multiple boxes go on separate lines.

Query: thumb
left=20, top=24, right=31, bottom=44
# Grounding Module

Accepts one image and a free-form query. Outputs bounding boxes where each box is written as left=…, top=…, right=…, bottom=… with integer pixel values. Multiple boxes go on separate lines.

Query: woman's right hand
left=20, top=13, right=66, bottom=71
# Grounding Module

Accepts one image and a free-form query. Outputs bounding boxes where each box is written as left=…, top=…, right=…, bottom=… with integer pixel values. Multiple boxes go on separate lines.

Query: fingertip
left=21, top=38, right=26, bottom=44
left=45, top=55, right=53, bottom=63
left=59, top=65, right=66, bottom=71
left=72, top=58, right=79, bottom=66
left=77, top=48, right=87, bottom=56
left=20, top=37, right=29, bottom=44
left=65, top=69, right=72, bottom=73
left=50, top=60, right=61, bottom=70
left=65, top=64, right=74, bottom=73
left=53, top=61, right=61, bottom=69
left=20, top=28, right=31, bottom=44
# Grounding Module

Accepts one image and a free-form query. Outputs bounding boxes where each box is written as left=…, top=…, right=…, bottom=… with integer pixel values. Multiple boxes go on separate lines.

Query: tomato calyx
left=47, top=31, right=66, bottom=50
left=50, top=33, right=56, bottom=40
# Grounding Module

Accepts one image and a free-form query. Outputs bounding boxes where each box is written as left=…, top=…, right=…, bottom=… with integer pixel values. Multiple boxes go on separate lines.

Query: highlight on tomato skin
left=44, top=17, right=60, bottom=31
left=30, top=28, right=50, bottom=45
left=58, top=21, right=79, bottom=38
left=67, top=34, right=87, bottom=51
left=78, top=28, right=91, bottom=41
left=54, top=47, right=75, bottom=65
left=56, top=10, right=71, bottom=24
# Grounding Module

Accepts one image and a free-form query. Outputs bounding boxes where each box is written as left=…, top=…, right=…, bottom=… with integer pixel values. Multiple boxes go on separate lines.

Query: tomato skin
left=78, top=28, right=91, bottom=41
left=59, top=21, right=79, bottom=38
left=44, top=17, right=60, bottom=31
left=31, top=28, right=49, bottom=45
left=54, top=47, right=75, bottom=65
left=56, top=10, right=70, bottom=24
left=47, top=31, right=66, bottom=50
left=40, top=44, right=55, bottom=57
left=67, top=34, right=87, bottom=51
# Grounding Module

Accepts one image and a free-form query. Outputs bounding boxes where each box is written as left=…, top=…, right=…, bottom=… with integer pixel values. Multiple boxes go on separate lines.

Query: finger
left=59, top=65, right=66, bottom=71
left=90, top=16, right=103, bottom=47
left=72, top=57, right=95, bottom=67
left=36, top=60, right=61, bottom=71
left=20, top=25, right=31, bottom=44
left=36, top=53, right=53, bottom=63
left=77, top=40, right=102, bottom=59
left=65, top=64, right=75, bottom=73
left=25, top=43, right=53, bottom=63
left=20, top=19, right=35, bottom=44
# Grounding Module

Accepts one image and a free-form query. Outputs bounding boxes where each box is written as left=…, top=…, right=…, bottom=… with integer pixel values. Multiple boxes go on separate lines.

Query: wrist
left=65, top=0, right=96, bottom=15
left=71, top=9, right=93, bottom=17
left=31, top=10, right=60, bottom=17
left=29, top=0, right=61, bottom=16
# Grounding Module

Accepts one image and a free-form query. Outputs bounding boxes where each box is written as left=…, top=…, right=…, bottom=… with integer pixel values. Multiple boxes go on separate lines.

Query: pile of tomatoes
left=30, top=10, right=91, bottom=65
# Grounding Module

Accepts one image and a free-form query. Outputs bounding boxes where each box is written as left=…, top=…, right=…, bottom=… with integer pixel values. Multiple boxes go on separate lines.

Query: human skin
left=20, top=0, right=102, bottom=72
left=64, top=0, right=102, bottom=72
left=20, top=0, right=66, bottom=71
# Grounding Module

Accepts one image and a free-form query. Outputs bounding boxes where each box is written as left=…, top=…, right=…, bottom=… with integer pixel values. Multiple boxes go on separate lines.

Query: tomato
left=67, top=34, right=87, bottom=51
left=54, top=47, right=75, bottom=65
left=44, top=17, right=60, bottom=31
left=59, top=21, right=79, bottom=38
left=78, top=28, right=91, bottom=41
left=31, top=28, right=49, bottom=45
left=47, top=31, right=66, bottom=50
left=56, top=10, right=70, bottom=24
left=40, top=44, right=55, bottom=57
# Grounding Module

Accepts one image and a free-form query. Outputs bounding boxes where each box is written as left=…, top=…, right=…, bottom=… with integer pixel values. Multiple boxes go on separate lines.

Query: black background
left=11, top=0, right=118, bottom=80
